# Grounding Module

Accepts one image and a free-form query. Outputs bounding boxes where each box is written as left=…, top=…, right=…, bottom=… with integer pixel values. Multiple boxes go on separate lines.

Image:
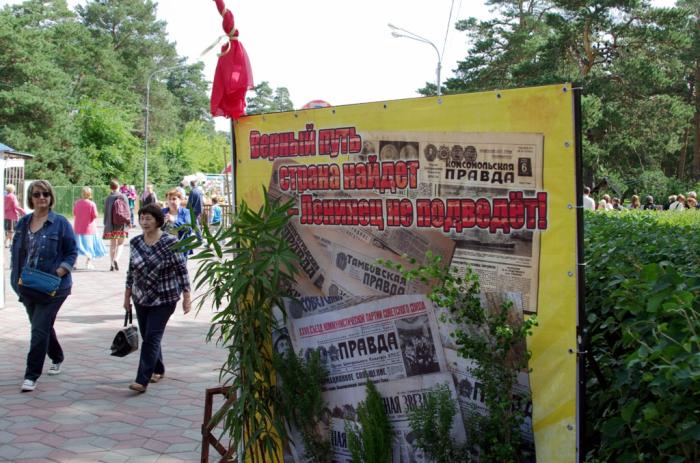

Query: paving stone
left=33, top=421, right=60, bottom=433
left=48, top=414, right=93, bottom=425
left=10, top=431, right=51, bottom=444
left=8, top=414, right=42, bottom=424
left=182, top=429, right=202, bottom=441
left=142, top=438, right=171, bottom=453
left=6, top=417, right=43, bottom=429
left=167, top=451, right=201, bottom=461
left=13, top=442, right=54, bottom=459
left=91, top=436, right=119, bottom=450
left=0, top=444, right=21, bottom=460
left=72, top=399, right=118, bottom=412
left=0, top=429, right=15, bottom=444
left=0, top=396, right=33, bottom=405
left=1, top=240, right=225, bottom=462
left=56, top=430, right=94, bottom=439
left=90, top=421, right=139, bottom=436
left=114, top=447, right=160, bottom=458
left=165, top=441, right=199, bottom=453
left=61, top=436, right=105, bottom=454
left=14, top=458, right=54, bottom=463
left=45, top=449, right=79, bottom=462
left=96, top=453, right=131, bottom=463
left=124, top=455, right=160, bottom=463
left=154, top=456, right=188, bottom=463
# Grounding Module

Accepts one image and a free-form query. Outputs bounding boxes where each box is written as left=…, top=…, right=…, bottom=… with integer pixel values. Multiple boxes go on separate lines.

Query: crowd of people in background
left=5, top=179, right=201, bottom=394
left=582, top=186, right=699, bottom=212
left=4, top=179, right=226, bottom=271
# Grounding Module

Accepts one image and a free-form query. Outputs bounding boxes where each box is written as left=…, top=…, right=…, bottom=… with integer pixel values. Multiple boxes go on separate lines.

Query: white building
left=0, top=142, right=33, bottom=309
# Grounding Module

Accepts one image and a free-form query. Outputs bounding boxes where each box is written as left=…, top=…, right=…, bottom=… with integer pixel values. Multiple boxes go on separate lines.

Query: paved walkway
left=0, top=228, right=229, bottom=462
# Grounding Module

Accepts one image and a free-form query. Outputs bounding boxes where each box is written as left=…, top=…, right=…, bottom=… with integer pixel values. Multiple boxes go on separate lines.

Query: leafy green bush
left=274, top=348, right=331, bottom=462
left=383, top=252, right=536, bottom=462
left=345, top=380, right=393, bottom=463
left=584, top=211, right=700, bottom=462
left=407, top=383, right=463, bottom=463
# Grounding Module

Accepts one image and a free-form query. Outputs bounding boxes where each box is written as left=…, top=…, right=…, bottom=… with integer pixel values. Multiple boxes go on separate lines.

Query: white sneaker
left=21, top=379, right=36, bottom=392
left=47, top=362, right=62, bottom=375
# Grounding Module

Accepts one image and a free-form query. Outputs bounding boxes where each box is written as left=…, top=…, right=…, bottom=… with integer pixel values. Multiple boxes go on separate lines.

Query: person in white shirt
left=602, top=194, right=614, bottom=210
left=669, top=194, right=686, bottom=211
left=583, top=186, right=595, bottom=211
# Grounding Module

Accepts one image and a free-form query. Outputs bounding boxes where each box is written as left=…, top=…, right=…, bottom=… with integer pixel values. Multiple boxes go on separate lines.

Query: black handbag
left=110, top=311, right=139, bottom=357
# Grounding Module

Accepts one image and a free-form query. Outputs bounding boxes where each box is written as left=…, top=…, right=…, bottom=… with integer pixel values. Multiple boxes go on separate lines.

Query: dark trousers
left=23, top=294, right=68, bottom=381
left=194, top=214, right=203, bottom=243
left=134, top=301, right=176, bottom=386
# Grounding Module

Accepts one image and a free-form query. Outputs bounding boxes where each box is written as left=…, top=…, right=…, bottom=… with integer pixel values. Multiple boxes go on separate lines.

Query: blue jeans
left=23, top=291, right=69, bottom=381
left=134, top=302, right=176, bottom=386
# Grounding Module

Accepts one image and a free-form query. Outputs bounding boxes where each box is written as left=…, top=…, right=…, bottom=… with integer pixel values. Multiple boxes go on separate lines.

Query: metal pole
left=389, top=24, right=442, bottom=96
left=144, top=76, right=152, bottom=192
left=144, top=64, right=188, bottom=192
left=229, top=119, right=237, bottom=215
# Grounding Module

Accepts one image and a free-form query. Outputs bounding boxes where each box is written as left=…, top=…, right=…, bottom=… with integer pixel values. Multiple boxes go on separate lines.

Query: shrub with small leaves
left=407, top=383, right=463, bottom=463
left=274, top=348, right=332, bottom=463
left=584, top=211, right=700, bottom=462
left=345, top=380, right=393, bottom=463
left=382, top=251, right=537, bottom=462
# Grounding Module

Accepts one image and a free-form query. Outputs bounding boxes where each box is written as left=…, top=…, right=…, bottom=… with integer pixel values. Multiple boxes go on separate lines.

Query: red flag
left=210, top=0, right=253, bottom=119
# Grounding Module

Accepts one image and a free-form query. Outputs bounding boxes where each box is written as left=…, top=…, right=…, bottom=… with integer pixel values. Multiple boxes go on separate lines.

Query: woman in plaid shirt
left=123, top=204, right=191, bottom=393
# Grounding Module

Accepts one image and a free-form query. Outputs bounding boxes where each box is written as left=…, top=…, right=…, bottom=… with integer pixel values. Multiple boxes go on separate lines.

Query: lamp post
left=388, top=23, right=442, bottom=96
left=144, top=64, right=187, bottom=191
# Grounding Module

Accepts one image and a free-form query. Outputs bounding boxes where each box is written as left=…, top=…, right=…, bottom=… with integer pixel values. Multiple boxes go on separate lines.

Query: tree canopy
left=245, top=81, right=294, bottom=115
left=425, top=0, right=698, bottom=193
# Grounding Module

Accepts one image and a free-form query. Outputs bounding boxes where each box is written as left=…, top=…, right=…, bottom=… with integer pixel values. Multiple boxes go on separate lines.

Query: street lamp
left=144, top=64, right=188, bottom=191
left=388, top=23, right=442, bottom=96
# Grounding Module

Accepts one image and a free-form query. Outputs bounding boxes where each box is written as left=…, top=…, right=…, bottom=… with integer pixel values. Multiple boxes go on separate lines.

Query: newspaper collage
left=272, top=131, right=544, bottom=462
left=362, top=131, right=544, bottom=315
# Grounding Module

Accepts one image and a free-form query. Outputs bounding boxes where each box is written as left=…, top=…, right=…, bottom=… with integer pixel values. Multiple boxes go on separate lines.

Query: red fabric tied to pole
left=210, top=0, right=253, bottom=119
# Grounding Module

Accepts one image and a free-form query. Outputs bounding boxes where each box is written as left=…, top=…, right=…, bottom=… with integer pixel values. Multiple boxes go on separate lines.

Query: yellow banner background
left=234, top=83, right=578, bottom=462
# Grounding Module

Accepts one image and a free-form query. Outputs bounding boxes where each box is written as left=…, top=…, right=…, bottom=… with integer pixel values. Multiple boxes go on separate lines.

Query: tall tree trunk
left=678, top=127, right=689, bottom=179
left=693, top=60, right=700, bottom=178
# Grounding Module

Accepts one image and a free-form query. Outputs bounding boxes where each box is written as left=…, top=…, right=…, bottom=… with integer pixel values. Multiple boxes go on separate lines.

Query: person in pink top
left=73, top=187, right=107, bottom=269
left=4, top=183, right=25, bottom=247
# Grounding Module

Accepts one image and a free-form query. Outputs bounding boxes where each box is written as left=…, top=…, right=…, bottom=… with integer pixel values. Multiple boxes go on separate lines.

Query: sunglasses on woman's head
left=32, top=191, right=51, bottom=198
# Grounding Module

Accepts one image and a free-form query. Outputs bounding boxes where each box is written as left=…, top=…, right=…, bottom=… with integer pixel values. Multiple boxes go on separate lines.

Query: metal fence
left=51, top=185, right=179, bottom=217
left=52, top=184, right=233, bottom=230
left=52, top=186, right=111, bottom=217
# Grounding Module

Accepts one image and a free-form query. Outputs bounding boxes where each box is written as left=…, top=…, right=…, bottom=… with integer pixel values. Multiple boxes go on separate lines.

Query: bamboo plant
left=185, top=190, right=299, bottom=462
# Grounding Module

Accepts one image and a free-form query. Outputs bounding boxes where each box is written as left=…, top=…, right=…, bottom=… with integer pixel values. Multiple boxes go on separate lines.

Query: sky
left=0, top=0, right=678, bottom=130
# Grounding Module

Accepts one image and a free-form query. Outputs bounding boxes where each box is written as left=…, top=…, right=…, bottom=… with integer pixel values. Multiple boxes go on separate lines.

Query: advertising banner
left=236, top=84, right=579, bottom=462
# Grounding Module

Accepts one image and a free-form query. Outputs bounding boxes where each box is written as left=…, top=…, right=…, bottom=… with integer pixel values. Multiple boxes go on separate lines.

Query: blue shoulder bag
left=18, top=227, right=61, bottom=296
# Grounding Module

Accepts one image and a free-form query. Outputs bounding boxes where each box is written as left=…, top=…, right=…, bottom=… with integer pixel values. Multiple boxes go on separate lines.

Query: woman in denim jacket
left=10, top=180, right=77, bottom=392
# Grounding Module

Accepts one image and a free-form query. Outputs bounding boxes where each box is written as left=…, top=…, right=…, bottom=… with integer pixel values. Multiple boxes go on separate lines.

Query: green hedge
left=584, top=211, right=700, bottom=462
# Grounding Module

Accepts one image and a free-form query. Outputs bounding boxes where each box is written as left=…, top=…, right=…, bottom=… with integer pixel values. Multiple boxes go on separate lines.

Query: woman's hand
left=182, top=292, right=191, bottom=314
left=123, top=288, right=132, bottom=312
left=56, top=267, right=68, bottom=278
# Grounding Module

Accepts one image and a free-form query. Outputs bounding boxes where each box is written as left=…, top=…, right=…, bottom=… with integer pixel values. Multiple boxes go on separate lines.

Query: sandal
left=128, top=383, right=147, bottom=393
left=150, top=374, right=163, bottom=383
